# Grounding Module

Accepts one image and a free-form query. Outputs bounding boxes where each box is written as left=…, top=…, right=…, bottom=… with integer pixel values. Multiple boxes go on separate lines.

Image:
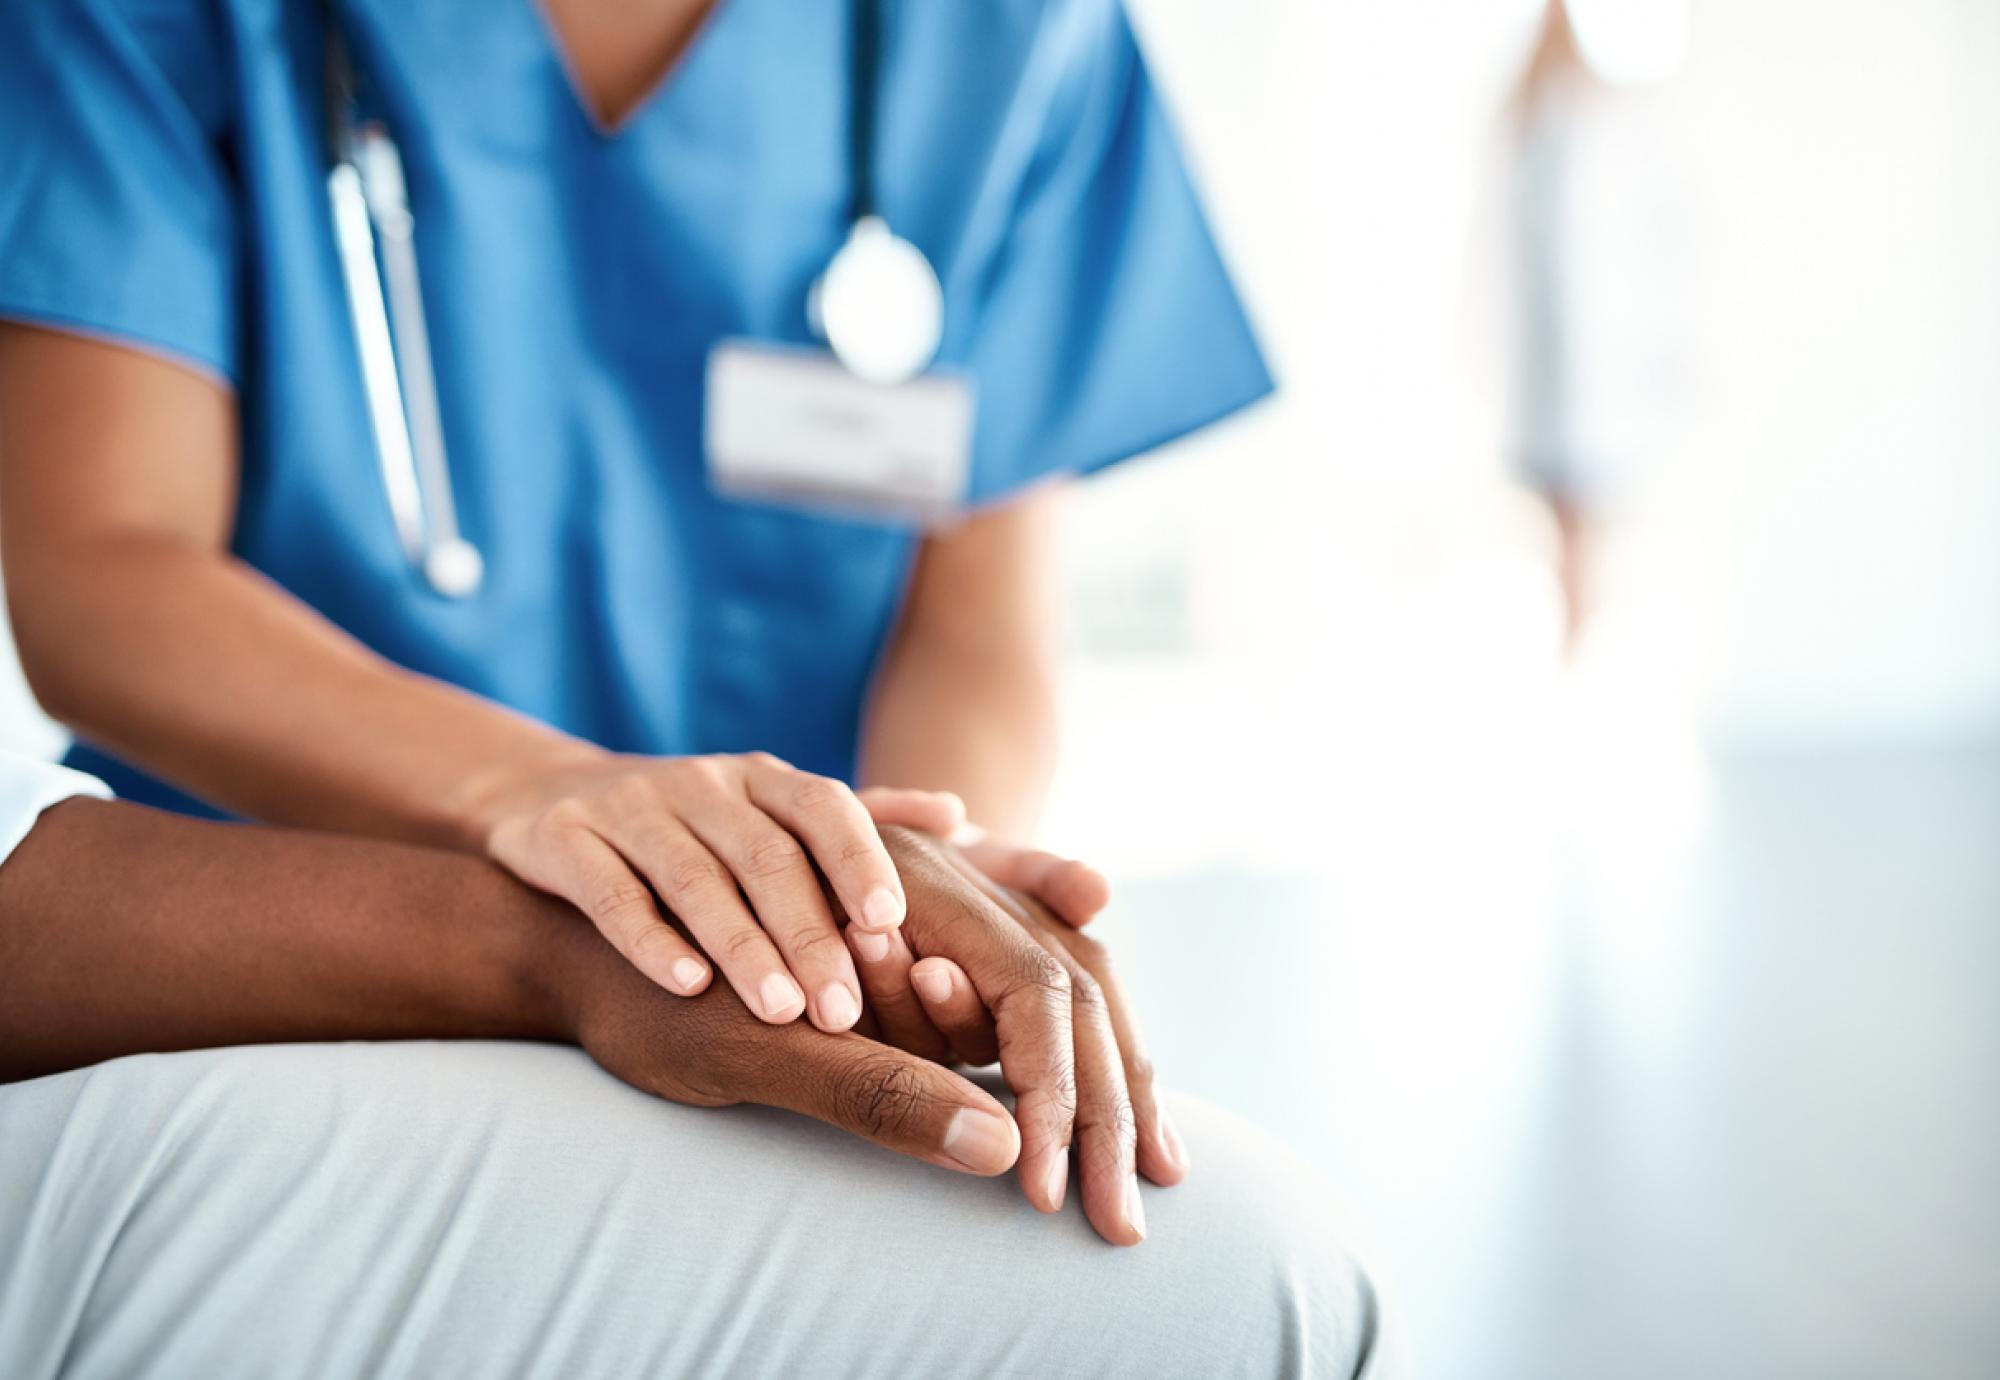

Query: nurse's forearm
left=859, top=486, right=1067, bottom=839
left=860, top=644, right=1059, bottom=840
left=11, top=535, right=600, bottom=848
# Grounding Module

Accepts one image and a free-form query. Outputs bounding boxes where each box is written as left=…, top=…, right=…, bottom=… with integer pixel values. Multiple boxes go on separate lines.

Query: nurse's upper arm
left=0, top=322, right=238, bottom=560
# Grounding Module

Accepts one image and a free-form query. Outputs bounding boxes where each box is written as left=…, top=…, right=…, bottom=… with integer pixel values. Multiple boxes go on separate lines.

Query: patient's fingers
left=909, top=957, right=999, bottom=1067
left=756, top=1027, right=1020, bottom=1177
left=847, top=922, right=952, bottom=1063
left=879, top=827, right=1077, bottom=1219
left=1043, top=924, right=1185, bottom=1189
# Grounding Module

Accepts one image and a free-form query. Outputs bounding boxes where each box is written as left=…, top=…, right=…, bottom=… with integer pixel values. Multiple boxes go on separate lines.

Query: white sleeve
left=0, top=753, right=112, bottom=868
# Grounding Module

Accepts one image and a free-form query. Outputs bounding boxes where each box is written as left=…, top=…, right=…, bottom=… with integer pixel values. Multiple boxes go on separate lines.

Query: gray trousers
left=0, top=1042, right=1386, bottom=1378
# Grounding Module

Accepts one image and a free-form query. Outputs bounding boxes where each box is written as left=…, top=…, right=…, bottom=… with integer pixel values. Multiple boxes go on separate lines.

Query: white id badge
left=704, top=339, right=975, bottom=527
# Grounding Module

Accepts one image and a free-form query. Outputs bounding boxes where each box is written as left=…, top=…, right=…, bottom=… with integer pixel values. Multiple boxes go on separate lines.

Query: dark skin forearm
left=0, top=799, right=1031, bottom=1194
left=0, top=801, right=1167, bottom=1240
left=0, top=798, right=583, bottom=1082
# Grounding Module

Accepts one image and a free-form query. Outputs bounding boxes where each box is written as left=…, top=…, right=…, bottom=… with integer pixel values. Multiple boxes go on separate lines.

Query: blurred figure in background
left=1504, top=0, right=1689, bottom=652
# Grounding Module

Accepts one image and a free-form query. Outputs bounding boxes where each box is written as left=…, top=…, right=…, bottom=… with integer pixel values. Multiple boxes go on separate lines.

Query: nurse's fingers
left=743, top=760, right=907, bottom=934
left=955, top=838, right=1112, bottom=928
left=909, top=957, right=1000, bottom=1067
left=856, top=785, right=968, bottom=839
left=846, top=922, right=953, bottom=1064
left=495, top=815, right=712, bottom=997
left=610, top=817, right=806, bottom=1025
left=689, top=804, right=863, bottom=1034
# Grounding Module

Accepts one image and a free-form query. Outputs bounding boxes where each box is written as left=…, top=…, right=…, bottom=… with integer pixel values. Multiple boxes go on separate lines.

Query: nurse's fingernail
left=1045, top=1154, right=1068, bottom=1212
left=911, top=964, right=953, bottom=1005
left=850, top=928, right=891, bottom=963
left=759, top=972, right=806, bottom=1021
left=670, top=958, right=709, bottom=993
left=941, top=1108, right=1016, bottom=1174
left=861, top=886, right=905, bottom=931
left=817, top=983, right=860, bottom=1030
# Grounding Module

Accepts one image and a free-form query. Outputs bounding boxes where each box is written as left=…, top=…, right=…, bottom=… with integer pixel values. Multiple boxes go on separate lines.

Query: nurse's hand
left=483, top=751, right=956, bottom=1033
left=855, top=788, right=1113, bottom=928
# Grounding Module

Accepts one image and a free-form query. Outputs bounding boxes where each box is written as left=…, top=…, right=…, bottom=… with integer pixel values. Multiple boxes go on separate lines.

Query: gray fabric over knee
left=0, top=1042, right=1383, bottom=1379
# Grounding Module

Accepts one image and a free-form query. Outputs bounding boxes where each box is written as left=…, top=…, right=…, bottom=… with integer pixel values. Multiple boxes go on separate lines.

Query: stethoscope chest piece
left=811, top=216, right=944, bottom=386
left=422, top=536, right=486, bottom=600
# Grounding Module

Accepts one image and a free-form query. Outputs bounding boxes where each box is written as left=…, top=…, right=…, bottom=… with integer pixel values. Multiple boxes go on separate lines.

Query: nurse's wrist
left=445, top=736, right=615, bottom=852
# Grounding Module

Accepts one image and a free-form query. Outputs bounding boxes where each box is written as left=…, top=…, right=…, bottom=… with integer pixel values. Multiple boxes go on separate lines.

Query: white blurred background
left=1038, top=0, right=2000, bottom=1376
left=3, top=1, right=1995, bottom=1375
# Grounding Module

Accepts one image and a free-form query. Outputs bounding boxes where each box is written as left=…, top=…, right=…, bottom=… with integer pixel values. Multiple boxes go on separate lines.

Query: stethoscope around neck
left=321, top=0, right=943, bottom=599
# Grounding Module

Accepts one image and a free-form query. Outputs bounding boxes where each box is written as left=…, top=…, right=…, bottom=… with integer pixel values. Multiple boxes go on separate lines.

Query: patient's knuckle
left=843, top=1057, right=931, bottom=1140
left=1017, top=949, right=1071, bottom=1000
left=1079, top=1091, right=1139, bottom=1149
left=1068, top=970, right=1107, bottom=1018
left=1124, top=1049, right=1158, bottom=1091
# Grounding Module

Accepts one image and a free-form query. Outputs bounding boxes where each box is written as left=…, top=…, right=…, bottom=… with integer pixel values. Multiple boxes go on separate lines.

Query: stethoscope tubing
left=322, top=0, right=921, bottom=597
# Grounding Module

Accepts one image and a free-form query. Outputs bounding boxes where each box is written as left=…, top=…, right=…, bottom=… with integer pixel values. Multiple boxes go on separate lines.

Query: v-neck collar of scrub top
left=523, top=0, right=729, bottom=140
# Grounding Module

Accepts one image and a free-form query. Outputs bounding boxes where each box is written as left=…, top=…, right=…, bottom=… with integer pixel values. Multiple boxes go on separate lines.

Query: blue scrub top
left=0, top=0, right=1271, bottom=815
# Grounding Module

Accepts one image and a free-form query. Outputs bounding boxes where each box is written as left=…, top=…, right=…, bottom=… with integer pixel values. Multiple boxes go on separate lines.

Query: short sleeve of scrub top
left=0, top=0, right=1270, bottom=809
left=0, top=0, right=240, bottom=381
left=939, top=1, right=1274, bottom=497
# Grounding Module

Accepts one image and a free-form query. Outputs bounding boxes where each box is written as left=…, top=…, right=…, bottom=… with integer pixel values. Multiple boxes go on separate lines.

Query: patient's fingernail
left=759, top=972, right=805, bottom=1020
left=818, top=983, right=860, bottom=1030
left=911, top=965, right=953, bottom=1005
left=850, top=928, right=891, bottom=963
left=1124, top=1173, right=1148, bottom=1240
left=1045, top=1153, right=1068, bottom=1211
left=862, top=886, right=905, bottom=931
left=941, top=1108, right=1015, bottom=1174
left=671, top=958, right=709, bottom=993
left=1161, top=1108, right=1189, bottom=1171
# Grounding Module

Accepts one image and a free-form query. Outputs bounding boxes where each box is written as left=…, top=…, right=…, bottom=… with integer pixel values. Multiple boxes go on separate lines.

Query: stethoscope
left=322, top=0, right=943, bottom=599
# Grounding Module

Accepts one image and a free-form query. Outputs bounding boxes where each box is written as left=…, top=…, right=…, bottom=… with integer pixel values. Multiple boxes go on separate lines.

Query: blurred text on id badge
left=704, top=340, right=975, bottom=527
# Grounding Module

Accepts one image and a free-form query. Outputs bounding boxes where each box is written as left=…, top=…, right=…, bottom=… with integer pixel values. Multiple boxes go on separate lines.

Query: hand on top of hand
left=560, top=822, right=1179, bottom=1247
left=482, top=749, right=1112, bottom=1035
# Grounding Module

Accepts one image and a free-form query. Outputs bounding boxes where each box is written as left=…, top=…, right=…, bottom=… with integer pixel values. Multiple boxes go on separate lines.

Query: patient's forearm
left=0, top=798, right=586, bottom=1082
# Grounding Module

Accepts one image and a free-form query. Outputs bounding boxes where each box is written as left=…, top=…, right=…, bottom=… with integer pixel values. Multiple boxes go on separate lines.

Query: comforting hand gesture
left=483, top=749, right=1110, bottom=1035
left=564, top=824, right=1179, bottom=1247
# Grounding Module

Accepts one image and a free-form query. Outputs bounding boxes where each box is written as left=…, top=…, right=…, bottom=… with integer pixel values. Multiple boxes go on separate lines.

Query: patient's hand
left=871, top=827, right=1185, bottom=1244
left=560, top=826, right=1177, bottom=1245
left=562, top=935, right=1025, bottom=1182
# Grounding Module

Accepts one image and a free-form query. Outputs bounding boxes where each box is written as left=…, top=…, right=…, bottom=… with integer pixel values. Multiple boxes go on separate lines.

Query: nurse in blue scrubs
left=0, top=0, right=1268, bottom=1050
